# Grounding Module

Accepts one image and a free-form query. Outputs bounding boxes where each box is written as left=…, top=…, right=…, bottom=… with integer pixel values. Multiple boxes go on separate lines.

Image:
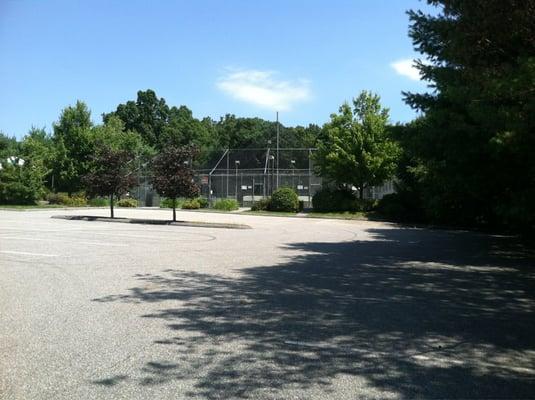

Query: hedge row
left=312, top=188, right=376, bottom=212
left=160, top=197, right=209, bottom=210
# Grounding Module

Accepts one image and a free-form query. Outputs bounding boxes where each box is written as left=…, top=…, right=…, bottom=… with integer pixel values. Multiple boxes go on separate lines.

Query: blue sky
left=0, top=0, right=435, bottom=138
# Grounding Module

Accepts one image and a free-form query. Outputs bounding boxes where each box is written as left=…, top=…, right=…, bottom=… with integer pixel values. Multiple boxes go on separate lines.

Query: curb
left=51, top=215, right=251, bottom=230
left=0, top=206, right=109, bottom=212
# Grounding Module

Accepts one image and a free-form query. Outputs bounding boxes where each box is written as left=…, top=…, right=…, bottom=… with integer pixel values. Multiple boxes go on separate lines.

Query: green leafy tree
left=214, top=115, right=319, bottom=151
left=0, top=132, right=20, bottom=159
left=161, top=106, right=213, bottom=147
left=105, top=90, right=320, bottom=170
left=208, top=115, right=320, bottom=172
left=83, top=148, right=138, bottom=218
left=85, top=116, right=152, bottom=217
left=314, top=91, right=399, bottom=199
left=285, top=124, right=321, bottom=149
left=105, top=90, right=217, bottom=158
left=160, top=106, right=216, bottom=166
left=150, top=146, right=200, bottom=222
left=20, top=127, right=55, bottom=190
left=104, top=89, right=169, bottom=148
left=0, top=156, right=47, bottom=204
left=277, top=124, right=321, bottom=168
left=401, top=0, right=535, bottom=231
left=215, top=114, right=274, bottom=149
left=92, top=115, right=148, bottom=155
left=52, top=101, right=93, bottom=194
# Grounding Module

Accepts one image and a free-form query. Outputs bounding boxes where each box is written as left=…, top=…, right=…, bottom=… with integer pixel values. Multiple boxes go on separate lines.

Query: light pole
left=235, top=160, right=240, bottom=200
left=276, top=111, right=280, bottom=190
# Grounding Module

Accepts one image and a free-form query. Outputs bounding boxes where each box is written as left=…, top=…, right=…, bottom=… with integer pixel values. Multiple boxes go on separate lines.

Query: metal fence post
left=208, top=173, right=212, bottom=206
left=226, top=150, right=229, bottom=198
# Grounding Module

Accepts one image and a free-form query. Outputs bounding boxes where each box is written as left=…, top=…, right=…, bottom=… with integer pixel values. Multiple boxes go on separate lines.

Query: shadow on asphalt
left=92, top=228, right=535, bottom=398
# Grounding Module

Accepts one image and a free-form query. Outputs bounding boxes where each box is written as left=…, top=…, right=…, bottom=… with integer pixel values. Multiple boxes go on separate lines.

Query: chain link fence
left=197, top=148, right=321, bottom=207
left=131, top=147, right=394, bottom=208
left=132, top=148, right=321, bottom=207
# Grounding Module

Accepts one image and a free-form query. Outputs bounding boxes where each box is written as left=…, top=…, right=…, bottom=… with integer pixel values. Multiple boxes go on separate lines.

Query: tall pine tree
left=402, top=0, right=535, bottom=231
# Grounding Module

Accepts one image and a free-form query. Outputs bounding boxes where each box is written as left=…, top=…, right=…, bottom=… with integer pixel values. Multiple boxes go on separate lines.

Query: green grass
left=242, top=209, right=376, bottom=220
left=0, top=204, right=71, bottom=210
left=0, top=203, right=375, bottom=221
left=173, top=208, right=234, bottom=214
left=241, top=210, right=299, bottom=217
left=306, top=211, right=369, bottom=220
left=0, top=204, right=106, bottom=210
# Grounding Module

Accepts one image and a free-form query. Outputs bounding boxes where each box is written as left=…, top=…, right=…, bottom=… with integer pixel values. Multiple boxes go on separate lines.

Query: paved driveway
left=1, top=209, right=534, bottom=399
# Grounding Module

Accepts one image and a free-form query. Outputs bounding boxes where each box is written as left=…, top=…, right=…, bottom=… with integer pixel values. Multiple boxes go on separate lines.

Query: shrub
left=64, top=195, right=87, bottom=207
left=160, top=198, right=184, bottom=209
left=251, top=197, right=271, bottom=211
left=269, top=187, right=299, bottom=212
left=355, top=198, right=378, bottom=212
left=117, top=198, right=138, bottom=207
left=312, top=188, right=377, bottom=212
left=47, top=192, right=87, bottom=206
left=88, top=197, right=109, bottom=207
left=312, top=188, right=357, bottom=212
left=0, top=161, right=46, bottom=205
left=47, top=192, right=70, bottom=205
left=197, top=197, right=209, bottom=208
left=182, top=199, right=201, bottom=209
left=0, top=181, right=38, bottom=205
left=311, top=189, right=331, bottom=212
left=214, top=198, right=239, bottom=211
left=376, top=191, right=423, bottom=222
left=160, top=198, right=173, bottom=208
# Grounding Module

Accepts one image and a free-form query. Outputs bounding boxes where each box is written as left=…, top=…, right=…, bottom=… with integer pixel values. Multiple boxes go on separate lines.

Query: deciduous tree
left=83, top=148, right=138, bottom=218
left=150, top=146, right=199, bottom=222
left=52, top=101, right=93, bottom=194
left=314, top=91, right=399, bottom=199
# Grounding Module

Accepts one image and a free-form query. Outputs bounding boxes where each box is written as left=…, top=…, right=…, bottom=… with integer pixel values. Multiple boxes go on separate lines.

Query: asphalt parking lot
left=1, top=208, right=534, bottom=399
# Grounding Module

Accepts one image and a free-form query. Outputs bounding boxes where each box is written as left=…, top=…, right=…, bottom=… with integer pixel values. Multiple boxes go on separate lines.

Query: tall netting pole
left=276, top=111, right=280, bottom=190
left=226, top=151, right=229, bottom=198
left=308, top=148, right=312, bottom=206
left=208, top=174, right=212, bottom=206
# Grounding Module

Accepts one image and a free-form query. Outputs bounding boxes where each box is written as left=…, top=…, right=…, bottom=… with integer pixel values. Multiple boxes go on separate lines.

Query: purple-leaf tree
left=83, top=147, right=138, bottom=218
left=150, top=145, right=199, bottom=222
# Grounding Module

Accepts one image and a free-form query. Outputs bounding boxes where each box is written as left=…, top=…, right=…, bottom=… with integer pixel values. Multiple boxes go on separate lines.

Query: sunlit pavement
left=1, top=208, right=534, bottom=399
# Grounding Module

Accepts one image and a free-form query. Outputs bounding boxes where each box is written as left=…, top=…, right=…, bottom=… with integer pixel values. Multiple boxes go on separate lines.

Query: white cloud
left=216, top=69, right=311, bottom=111
left=390, top=59, right=422, bottom=81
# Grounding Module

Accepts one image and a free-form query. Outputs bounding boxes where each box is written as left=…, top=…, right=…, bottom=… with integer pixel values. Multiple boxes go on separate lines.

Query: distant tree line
left=0, top=88, right=396, bottom=205
left=0, top=91, right=322, bottom=194
left=1, top=0, right=533, bottom=233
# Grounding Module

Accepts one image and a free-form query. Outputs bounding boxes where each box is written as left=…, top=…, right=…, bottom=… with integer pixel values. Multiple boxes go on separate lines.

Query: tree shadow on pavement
left=93, top=227, right=535, bottom=399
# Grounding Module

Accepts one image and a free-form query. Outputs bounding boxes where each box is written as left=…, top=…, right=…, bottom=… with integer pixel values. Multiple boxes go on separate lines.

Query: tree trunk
left=110, top=193, right=114, bottom=218
left=359, top=186, right=364, bottom=200
left=172, top=198, right=176, bottom=222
